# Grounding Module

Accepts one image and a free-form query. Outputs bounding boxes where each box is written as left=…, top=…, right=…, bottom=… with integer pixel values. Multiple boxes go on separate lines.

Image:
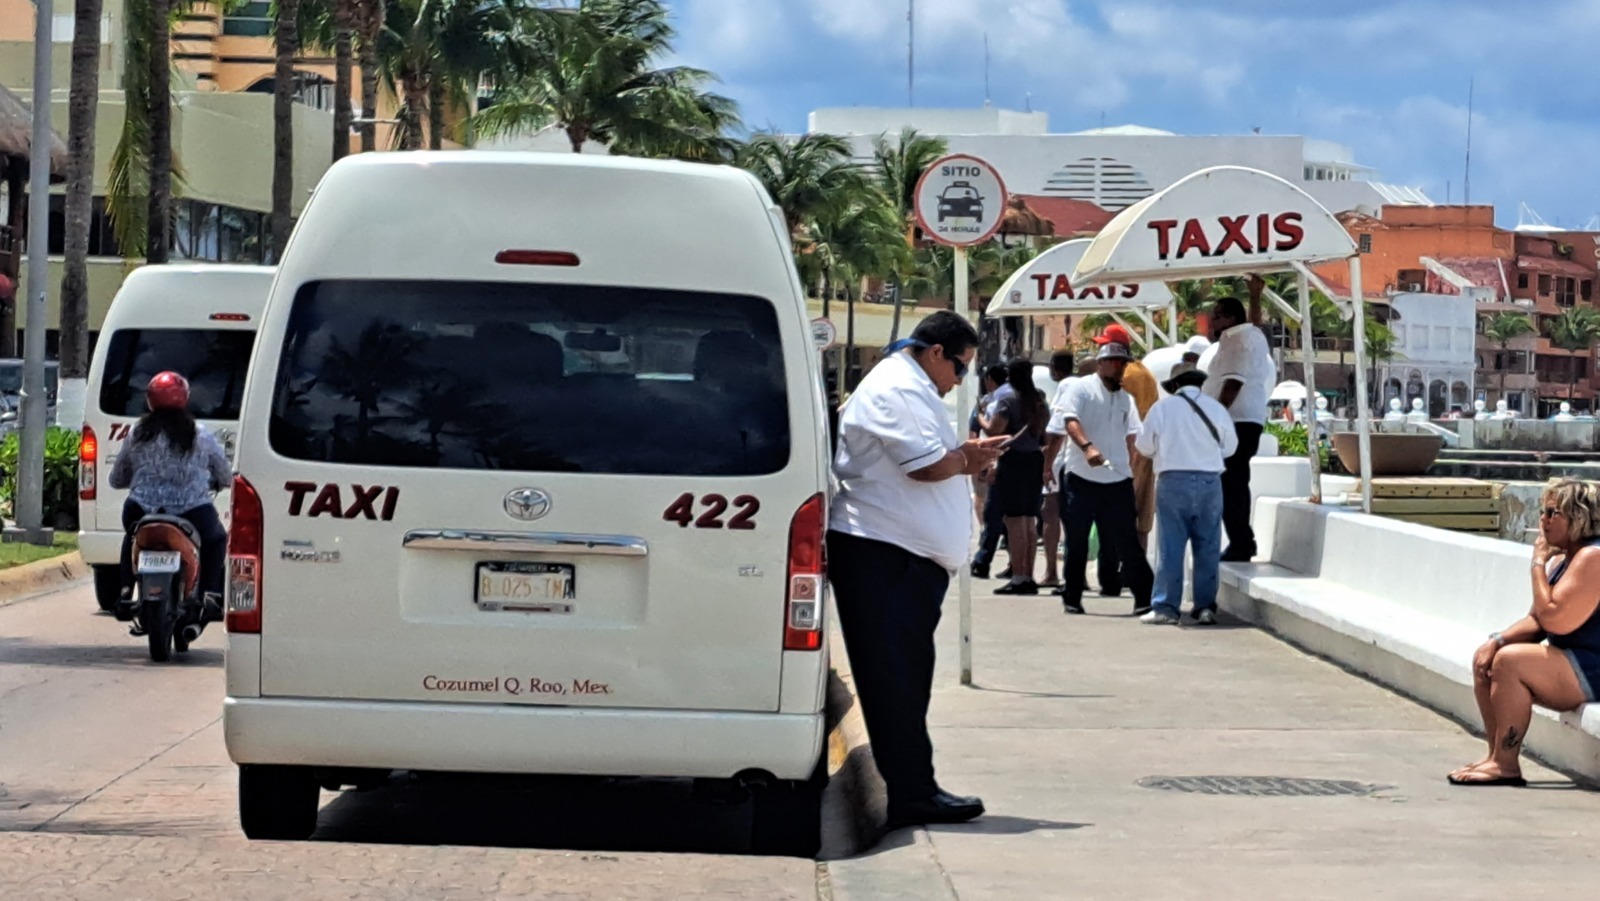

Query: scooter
left=119, top=515, right=212, bottom=662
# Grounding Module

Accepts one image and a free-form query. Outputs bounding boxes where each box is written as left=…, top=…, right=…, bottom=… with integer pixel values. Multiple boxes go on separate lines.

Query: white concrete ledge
left=1219, top=499, right=1600, bottom=784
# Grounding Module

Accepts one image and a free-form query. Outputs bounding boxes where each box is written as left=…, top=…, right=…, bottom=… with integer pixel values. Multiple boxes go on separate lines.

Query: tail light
left=78, top=424, right=97, bottom=500
left=784, top=493, right=826, bottom=651
left=227, top=475, right=263, bottom=634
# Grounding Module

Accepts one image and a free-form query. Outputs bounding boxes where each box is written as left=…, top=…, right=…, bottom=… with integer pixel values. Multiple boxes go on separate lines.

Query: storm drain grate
left=1137, top=776, right=1390, bottom=797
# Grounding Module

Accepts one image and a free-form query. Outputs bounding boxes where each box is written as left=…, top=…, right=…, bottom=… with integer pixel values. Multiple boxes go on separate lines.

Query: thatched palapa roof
left=0, top=82, right=68, bottom=180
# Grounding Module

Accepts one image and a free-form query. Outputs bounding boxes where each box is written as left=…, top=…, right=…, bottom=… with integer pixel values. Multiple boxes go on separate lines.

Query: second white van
left=79, top=264, right=273, bottom=611
left=224, top=152, right=833, bottom=855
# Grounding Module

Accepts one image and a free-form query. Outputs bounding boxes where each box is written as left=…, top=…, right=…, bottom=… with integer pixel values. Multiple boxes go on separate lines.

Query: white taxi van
left=79, top=264, right=272, bottom=611
left=224, top=152, right=833, bottom=854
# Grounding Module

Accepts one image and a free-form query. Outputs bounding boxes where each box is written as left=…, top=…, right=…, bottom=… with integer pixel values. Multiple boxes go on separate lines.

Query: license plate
left=137, top=551, right=182, bottom=574
left=475, top=562, right=575, bottom=613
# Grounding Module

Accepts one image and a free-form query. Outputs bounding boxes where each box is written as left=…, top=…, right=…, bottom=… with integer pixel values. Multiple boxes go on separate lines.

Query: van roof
left=117, top=263, right=275, bottom=289
left=279, top=152, right=797, bottom=299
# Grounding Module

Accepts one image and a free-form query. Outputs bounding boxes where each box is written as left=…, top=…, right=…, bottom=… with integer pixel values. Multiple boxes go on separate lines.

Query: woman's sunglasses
left=1542, top=507, right=1563, bottom=519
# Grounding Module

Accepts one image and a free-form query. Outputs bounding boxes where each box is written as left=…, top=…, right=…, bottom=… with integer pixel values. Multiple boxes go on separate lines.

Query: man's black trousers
left=826, top=530, right=948, bottom=805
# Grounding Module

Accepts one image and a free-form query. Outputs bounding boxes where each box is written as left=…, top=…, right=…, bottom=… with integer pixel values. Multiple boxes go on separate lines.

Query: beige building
left=0, top=0, right=411, bottom=342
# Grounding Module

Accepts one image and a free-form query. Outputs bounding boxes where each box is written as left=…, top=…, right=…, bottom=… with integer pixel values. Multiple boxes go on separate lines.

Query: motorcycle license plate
left=137, top=551, right=182, bottom=574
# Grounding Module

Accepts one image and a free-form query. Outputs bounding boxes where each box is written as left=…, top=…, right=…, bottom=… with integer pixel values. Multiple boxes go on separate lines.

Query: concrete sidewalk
left=825, top=570, right=1600, bottom=900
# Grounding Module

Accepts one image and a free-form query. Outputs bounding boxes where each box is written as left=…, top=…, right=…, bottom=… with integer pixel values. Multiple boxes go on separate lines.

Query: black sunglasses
left=899, top=339, right=968, bottom=379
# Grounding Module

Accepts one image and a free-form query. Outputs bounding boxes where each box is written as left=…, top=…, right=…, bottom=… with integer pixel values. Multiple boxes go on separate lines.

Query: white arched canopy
left=985, top=238, right=1178, bottom=349
left=1069, top=165, right=1374, bottom=513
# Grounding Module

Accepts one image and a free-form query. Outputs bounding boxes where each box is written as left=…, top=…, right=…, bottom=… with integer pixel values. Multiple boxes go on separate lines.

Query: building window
left=1042, top=157, right=1154, bottom=212
left=1358, top=233, right=1372, bottom=253
left=1518, top=273, right=1529, bottom=290
left=1557, top=277, right=1576, bottom=307
left=1539, top=274, right=1552, bottom=295
left=1584, top=280, right=1594, bottom=302
left=173, top=199, right=267, bottom=264
left=44, top=194, right=123, bottom=257
left=223, top=2, right=272, bottom=37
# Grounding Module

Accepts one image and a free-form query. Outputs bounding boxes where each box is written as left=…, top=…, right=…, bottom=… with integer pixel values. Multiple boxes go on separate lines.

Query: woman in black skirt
left=984, top=358, right=1049, bottom=595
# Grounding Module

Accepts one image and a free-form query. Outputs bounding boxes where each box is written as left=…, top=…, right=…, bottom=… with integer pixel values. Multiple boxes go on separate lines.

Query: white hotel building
left=807, top=106, right=1431, bottom=219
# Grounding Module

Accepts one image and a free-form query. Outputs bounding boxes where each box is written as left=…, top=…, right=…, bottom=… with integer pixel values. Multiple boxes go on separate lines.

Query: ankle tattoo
left=1501, top=726, right=1522, bottom=751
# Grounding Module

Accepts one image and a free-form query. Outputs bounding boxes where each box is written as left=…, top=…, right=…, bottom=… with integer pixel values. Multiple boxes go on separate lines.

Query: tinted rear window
left=269, top=280, right=791, bottom=475
left=99, top=329, right=256, bottom=419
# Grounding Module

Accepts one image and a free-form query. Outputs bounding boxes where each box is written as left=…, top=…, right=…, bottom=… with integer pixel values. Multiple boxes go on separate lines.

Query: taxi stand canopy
left=992, top=166, right=1375, bottom=513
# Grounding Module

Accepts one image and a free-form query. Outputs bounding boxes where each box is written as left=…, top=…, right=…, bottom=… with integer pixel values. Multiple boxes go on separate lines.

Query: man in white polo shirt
left=1204, top=296, right=1276, bottom=561
left=1042, top=341, right=1153, bottom=616
left=829, top=311, right=1009, bottom=830
left=1135, top=361, right=1239, bottom=625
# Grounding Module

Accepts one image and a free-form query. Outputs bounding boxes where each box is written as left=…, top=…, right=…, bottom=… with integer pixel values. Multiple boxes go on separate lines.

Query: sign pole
left=955, top=245, right=974, bottom=686
left=16, top=0, right=53, bottom=543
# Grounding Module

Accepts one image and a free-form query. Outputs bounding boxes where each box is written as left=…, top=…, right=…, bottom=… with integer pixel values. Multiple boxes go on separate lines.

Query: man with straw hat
left=1134, top=361, right=1238, bottom=625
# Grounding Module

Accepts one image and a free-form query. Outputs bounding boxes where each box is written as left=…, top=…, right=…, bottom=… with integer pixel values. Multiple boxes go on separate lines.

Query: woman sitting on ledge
left=1450, top=478, right=1600, bottom=787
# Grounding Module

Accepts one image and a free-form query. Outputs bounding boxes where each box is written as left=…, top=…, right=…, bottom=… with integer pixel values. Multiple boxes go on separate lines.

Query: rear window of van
left=268, top=280, right=792, bottom=475
left=99, top=329, right=256, bottom=419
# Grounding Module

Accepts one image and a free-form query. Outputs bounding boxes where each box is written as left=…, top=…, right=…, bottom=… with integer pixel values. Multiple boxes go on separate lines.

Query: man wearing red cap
left=1090, top=324, right=1159, bottom=595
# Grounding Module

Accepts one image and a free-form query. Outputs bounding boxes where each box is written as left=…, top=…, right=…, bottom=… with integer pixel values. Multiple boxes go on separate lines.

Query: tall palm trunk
left=356, top=0, right=381, bottom=153
left=146, top=0, right=173, bottom=264
left=401, top=72, right=427, bottom=150
left=60, top=0, right=104, bottom=419
left=270, top=0, right=301, bottom=260
left=427, top=78, right=445, bottom=150
left=332, top=0, right=355, bottom=163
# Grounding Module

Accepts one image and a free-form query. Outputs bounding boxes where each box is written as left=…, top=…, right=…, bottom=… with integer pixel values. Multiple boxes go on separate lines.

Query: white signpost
left=914, top=154, right=1007, bottom=687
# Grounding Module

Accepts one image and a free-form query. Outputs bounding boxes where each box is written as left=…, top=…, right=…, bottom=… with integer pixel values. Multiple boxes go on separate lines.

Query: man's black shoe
left=1220, top=547, right=1257, bottom=563
left=1062, top=599, right=1086, bottom=615
left=994, top=580, right=1038, bottom=596
left=1132, top=603, right=1153, bottom=616
left=971, top=563, right=990, bottom=580
left=1098, top=586, right=1121, bottom=597
left=885, top=790, right=985, bottom=830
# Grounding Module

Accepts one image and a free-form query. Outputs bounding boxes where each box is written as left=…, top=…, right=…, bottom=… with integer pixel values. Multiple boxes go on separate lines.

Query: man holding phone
left=1042, top=341, right=1153, bottom=616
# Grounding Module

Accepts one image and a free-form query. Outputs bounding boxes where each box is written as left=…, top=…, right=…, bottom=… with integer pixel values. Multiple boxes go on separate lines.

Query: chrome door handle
left=402, top=530, right=648, bottom=557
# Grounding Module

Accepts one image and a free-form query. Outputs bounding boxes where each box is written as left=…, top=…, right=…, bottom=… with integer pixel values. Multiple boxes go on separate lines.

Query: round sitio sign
left=914, top=154, right=1008, bottom=248
left=810, top=317, right=837, bottom=351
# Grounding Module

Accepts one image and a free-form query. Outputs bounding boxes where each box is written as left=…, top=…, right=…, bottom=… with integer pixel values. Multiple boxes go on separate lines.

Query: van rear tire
left=93, top=566, right=121, bottom=613
left=750, top=760, right=826, bottom=858
left=239, top=765, right=320, bottom=841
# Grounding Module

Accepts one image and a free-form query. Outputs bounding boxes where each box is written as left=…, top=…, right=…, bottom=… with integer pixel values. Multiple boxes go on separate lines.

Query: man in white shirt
left=1134, top=362, right=1240, bottom=625
left=1203, top=297, right=1275, bottom=562
left=1041, top=341, right=1153, bottom=616
left=829, top=311, right=1009, bottom=830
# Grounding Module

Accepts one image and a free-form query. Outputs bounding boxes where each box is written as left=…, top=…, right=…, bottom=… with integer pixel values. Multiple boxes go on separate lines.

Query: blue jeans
left=1152, top=471, right=1223, bottom=616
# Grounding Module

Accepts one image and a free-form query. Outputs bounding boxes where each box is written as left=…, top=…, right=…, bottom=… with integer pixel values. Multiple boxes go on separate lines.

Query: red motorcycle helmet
left=146, top=371, right=191, bottom=411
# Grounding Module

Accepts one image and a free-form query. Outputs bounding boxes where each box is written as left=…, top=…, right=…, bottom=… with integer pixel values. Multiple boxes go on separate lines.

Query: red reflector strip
left=495, top=250, right=581, bottom=267
left=210, top=313, right=251, bottom=322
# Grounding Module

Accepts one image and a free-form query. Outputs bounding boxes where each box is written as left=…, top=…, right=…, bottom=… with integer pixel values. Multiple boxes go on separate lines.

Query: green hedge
left=1265, top=422, right=1332, bottom=472
left=0, top=427, right=83, bottom=530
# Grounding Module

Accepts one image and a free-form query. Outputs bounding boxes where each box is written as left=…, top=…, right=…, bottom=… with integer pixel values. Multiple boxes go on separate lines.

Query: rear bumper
left=77, top=530, right=123, bottom=566
left=223, top=697, right=825, bottom=781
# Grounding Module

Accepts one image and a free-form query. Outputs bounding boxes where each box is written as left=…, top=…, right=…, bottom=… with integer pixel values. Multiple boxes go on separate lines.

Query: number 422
left=663, top=493, right=759, bottom=530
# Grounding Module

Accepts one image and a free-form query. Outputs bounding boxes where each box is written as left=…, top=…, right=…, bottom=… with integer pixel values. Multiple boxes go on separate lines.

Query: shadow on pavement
left=312, top=772, right=765, bottom=856
left=0, top=637, right=224, bottom=669
left=928, top=814, right=1090, bottom=836
left=964, top=684, right=1113, bottom=700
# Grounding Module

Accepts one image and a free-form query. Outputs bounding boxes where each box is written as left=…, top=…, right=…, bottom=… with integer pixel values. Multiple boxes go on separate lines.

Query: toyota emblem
left=504, top=488, right=552, bottom=521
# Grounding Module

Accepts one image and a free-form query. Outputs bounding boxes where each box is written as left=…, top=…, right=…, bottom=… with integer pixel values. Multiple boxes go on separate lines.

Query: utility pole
left=907, top=0, right=915, bottom=106
left=15, top=0, right=54, bottom=543
left=1463, top=77, right=1474, bottom=206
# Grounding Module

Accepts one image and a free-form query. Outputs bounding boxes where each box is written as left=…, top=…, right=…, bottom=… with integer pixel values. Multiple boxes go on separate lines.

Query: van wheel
left=239, top=765, right=320, bottom=841
left=750, top=761, right=826, bottom=858
left=93, top=566, right=121, bottom=613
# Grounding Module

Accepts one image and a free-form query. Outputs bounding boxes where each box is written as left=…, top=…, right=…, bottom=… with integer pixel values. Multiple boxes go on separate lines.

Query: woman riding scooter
left=109, top=371, right=230, bottom=630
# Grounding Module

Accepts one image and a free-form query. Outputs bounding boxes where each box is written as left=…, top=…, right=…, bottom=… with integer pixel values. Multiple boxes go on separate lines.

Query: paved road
left=0, top=581, right=819, bottom=898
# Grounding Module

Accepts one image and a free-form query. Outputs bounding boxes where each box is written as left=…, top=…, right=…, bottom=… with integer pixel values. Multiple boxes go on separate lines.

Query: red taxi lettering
left=1148, top=213, right=1306, bottom=260
left=286, top=482, right=401, bottom=521
left=1029, top=274, right=1141, bottom=302
left=109, top=422, right=132, bottom=441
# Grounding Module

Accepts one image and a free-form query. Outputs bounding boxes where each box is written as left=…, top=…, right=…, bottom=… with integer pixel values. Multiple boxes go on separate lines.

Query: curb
left=0, top=551, right=90, bottom=609
left=818, top=608, right=888, bottom=861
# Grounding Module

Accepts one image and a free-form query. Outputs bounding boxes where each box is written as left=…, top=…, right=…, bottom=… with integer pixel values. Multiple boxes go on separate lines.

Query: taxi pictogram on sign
left=914, top=154, right=1008, bottom=248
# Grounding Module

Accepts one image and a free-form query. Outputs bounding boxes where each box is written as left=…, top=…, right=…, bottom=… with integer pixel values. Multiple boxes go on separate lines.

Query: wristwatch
left=1489, top=632, right=1506, bottom=647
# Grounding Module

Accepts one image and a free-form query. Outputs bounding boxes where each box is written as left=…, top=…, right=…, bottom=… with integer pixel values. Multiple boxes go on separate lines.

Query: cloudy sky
left=665, top=0, right=1600, bottom=229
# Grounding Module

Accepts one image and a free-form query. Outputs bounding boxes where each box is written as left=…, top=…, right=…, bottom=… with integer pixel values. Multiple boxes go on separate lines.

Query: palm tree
left=59, top=0, right=106, bottom=402
left=870, top=127, right=946, bottom=343
left=1363, top=316, right=1399, bottom=407
left=468, top=1, right=738, bottom=159
left=735, top=133, right=864, bottom=239
left=353, top=0, right=385, bottom=152
left=810, top=189, right=909, bottom=385
left=146, top=0, right=175, bottom=263
left=271, top=0, right=302, bottom=260
left=332, top=0, right=356, bottom=161
left=1547, top=307, right=1600, bottom=404
left=1481, top=312, right=1535, bottom=405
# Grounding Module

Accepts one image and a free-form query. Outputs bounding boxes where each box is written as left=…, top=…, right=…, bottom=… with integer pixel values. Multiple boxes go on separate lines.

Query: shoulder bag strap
left=1176, top=391, right=1223, bottom=446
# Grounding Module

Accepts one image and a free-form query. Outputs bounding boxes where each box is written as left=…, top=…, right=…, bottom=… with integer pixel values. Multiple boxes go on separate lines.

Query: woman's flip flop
left=1447, top=772, right=1527, bottom=787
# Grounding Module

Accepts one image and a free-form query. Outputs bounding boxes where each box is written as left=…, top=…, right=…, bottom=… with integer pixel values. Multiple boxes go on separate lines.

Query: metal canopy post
left=1349, top=256, right=1374, bottom=514
left=1297, top=269, right=1322, bottom=503
left=1132, top=307, right=1171, bottom=346
left=1107, top=311, right=1150, bottom=351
